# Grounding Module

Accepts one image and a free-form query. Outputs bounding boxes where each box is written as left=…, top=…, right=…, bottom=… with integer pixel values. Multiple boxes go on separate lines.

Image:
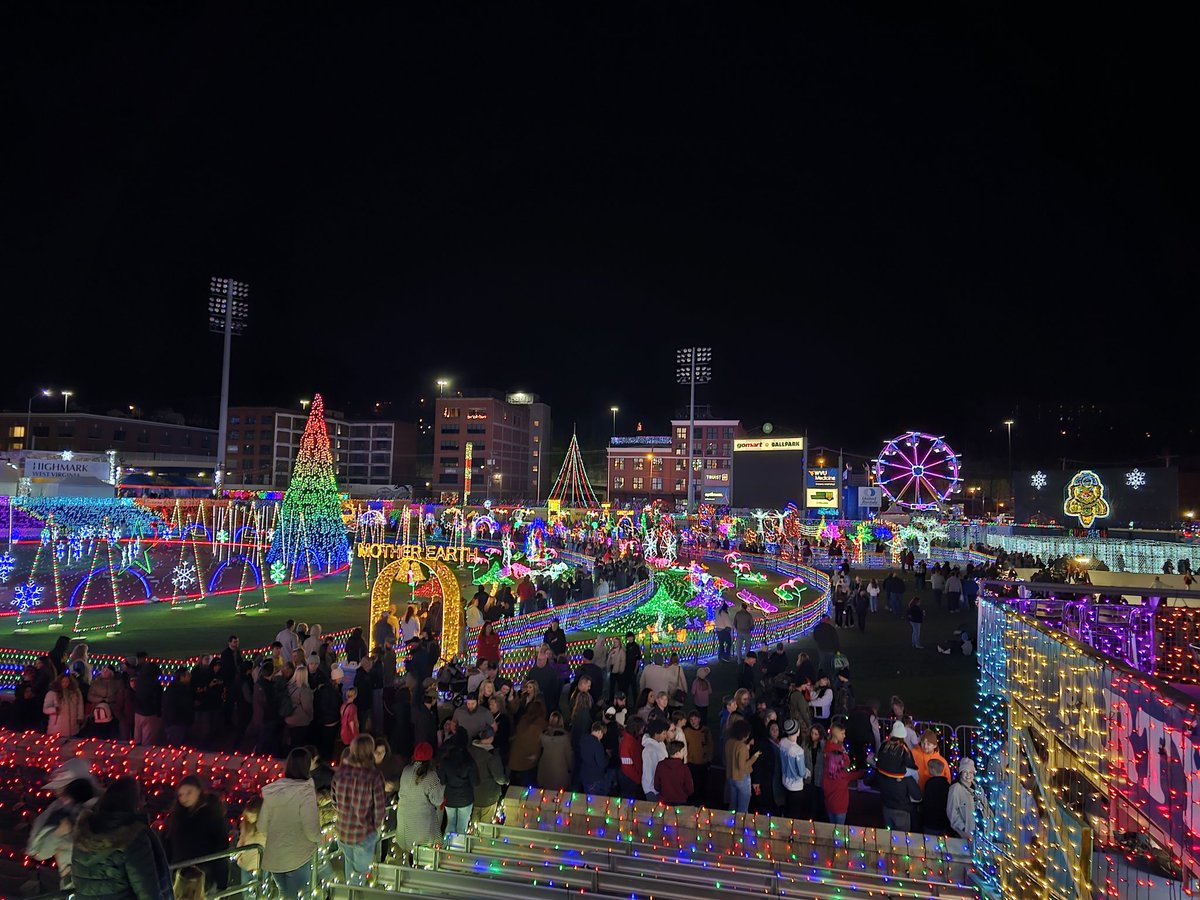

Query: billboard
left=1014, top=467, right=1178, bottom=527
left=805, top=467, right=839, bottom=510
left=805, top=487, right=838, bottom=508
left=732, top=436, right=805, bottom=509
left=25, top=457, right=112, bottom=482
left=858, top=486, right=883, bottom=508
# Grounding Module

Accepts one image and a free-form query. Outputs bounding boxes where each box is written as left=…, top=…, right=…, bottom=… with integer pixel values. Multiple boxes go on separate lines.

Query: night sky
left=5, top=6, right=1194, bottom=469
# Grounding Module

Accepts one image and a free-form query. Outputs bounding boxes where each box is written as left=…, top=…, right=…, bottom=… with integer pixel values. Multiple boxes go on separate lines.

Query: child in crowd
left=653, top=740, right=694, bottom=806
left=235, top=797, right=263, bottom=884
left=340, top=686, right=360, bottom=747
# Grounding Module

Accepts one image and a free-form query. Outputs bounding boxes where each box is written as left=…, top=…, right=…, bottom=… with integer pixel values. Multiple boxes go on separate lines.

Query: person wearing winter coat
left=476, top=622, right=502, bottom=667
left=683, top=711, right=713, bottom=804
left=820, top=721, right=863, bottom=825
left=468, top=727, right=509, bottom=824
left=690, top=667, right=713, bottom=720
left=605, top=639, right=626, bottom=703
left=641, top=720, right=671, bottom=801
left=28, top=777, right=98, bottom=889
left=576, top=720, right=613, bottom=794
left=284, top=667, right=314, bottom=748
left=508, top=699, right=548, bottom=785
left=45, top=674, right=86, bottom=738
left=653, top=741, right=694, bottom=805
left=437, top=731, right=480, bottom=837
left=71, top=776, right=174, bottom=900
left=391, top=743, right=445, bottom=860
left=537, top=711, right=574, bottom=790
left=259, top=748, right=322, bottom=896
left=164, top=776, right=229, bottom=893
left=947, top=757, right=983, bottom=840
left=878, top=768, right=922, bottom=832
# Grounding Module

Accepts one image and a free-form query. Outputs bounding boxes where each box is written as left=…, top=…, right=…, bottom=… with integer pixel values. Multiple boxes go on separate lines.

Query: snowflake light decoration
left=0, top=552, right=15, bottom=583
left=1126, top=469, right=1146, bottom=490
left=61, top=450, right=75, bottom=461
left=55, top=541, right=66, bottom=562
left=172, top=561, right=198, bottom=592
left=216, top=529, right=230, bottom=543
left=13, top=580, right=44, bottom=611
left=68, top=534, right=84, bottom=558
left=1031, top=471, right=1048, bottom=490
left=270, top=560, right=287, bottom=584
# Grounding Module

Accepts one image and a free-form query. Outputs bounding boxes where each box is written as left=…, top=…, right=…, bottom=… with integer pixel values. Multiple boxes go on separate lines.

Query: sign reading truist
left=24, top=458, right=112, bottom=481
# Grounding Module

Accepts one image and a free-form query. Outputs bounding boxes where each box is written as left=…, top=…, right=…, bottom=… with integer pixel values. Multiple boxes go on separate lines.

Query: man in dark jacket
left=526, top=650, right=562, bottom=713
left=72, top=777, right=173, bottom=900
left=543, top=619, right=568, bottom=656
left=575, top=650, right=605, bottom=702
left=622, top=633, right=642, bottom=699
left=132, top=660, right=162, bottom=746
left=469, top=726, right=509, bottom=824
left=162, top=667, right=194, bottom=747
left=878, top=771, right=922, bottom=832
left=577, top=720, right=614, bottom=794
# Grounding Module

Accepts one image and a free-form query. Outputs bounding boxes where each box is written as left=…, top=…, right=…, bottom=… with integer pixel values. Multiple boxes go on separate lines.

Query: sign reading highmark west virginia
left=24, top=458, right=112, bottom=481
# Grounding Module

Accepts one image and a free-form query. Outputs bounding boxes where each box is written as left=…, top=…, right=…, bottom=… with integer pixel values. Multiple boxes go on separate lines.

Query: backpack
left=92, top=702, right=112, bottom=724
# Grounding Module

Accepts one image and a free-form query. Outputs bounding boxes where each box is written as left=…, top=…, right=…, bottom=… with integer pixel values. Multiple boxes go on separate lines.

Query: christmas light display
left=0, top=551, right=14, bottom=583
left=1031, top=471, right=1048, bottom=490
left=546, top=430, right=599, bottom=508
left=1063, top=469, right=1110, bottom=529
left=977, top=598, right=1200, bottom=899
left=72, top=527, right=123, bottom=635
left=264, top=393, right=351, bottom=576
left=1125, top=468, right=1147, bottom=490
left=12, top=580, right=44, bottom=615
left=898, top=516, right=950, bottom=558
left=874, top=432, right=962, bottom=510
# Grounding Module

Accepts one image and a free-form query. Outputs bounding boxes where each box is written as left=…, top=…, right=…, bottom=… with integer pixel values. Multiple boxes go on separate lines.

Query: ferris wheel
left=874, top=432, right=962, bottom=510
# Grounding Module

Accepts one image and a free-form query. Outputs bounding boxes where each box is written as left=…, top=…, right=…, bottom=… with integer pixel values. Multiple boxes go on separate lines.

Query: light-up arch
left=370, top=557, right=462, bottom=661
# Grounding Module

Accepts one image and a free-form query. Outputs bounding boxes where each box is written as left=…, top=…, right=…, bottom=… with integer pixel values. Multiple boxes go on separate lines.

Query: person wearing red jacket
left=618, top=719, right=644, bottom=799
left=477, top=622, right=502, bottom=667
left=821, top=721, right=863, bottom=825
left=653, top=741, right=694, bottom=805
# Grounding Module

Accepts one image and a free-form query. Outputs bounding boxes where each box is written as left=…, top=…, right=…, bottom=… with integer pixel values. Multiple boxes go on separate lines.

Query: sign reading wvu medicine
left=356, top=543, right=466, bottom=564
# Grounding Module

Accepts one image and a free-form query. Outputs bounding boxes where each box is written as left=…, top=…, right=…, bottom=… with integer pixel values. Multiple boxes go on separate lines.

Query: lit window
left=442, top=407, right=461, bottom=419
left=632, top=477, right=644, bottom=491
left=651, top=477, right=663, bottom=491
left=467, top=408, right=487, bottom=420
left=634, top=459, right=645, bottom=471
left=675, top=479, right=685, bottom=491
left=614, top=476, right=625, bottom=489
left=614, top=459, right=625, bottom=471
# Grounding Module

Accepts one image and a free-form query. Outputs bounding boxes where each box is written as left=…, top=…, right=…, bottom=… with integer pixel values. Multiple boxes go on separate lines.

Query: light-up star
left=1031, top=471, right=1048, bottom=490
left=1126, top=469, right=1146, bottom=490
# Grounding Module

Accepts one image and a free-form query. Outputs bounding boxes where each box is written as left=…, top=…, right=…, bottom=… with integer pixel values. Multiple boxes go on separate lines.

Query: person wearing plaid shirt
left=332, top=736, right=388, bottom=885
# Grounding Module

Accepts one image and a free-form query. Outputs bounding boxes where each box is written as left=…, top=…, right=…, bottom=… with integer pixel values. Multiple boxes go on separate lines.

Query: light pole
left=676, top=347, right=712, bottom=516
left=26, top=389, right=53, bottom=452
left=61, top=391, right=73, bottom=413
left=610, top=406, right=619, bottom=437
left=436, top=379, right=450, bottom=397
left=209, top=277, right=250, bottom=494
left=1004, top=419, right=1015, bottom=507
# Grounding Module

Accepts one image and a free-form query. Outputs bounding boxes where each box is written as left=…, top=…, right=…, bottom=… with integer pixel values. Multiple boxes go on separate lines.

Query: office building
left=433, top=391, right=550, bottom=502
left=606, top=416, right=742, bottom=508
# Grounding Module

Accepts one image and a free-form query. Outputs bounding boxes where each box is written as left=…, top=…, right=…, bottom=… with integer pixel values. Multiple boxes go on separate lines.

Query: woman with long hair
left=805, top=724, right=827, bottom=820
left=234, top=797, right=263, bottom=886
left=507, top=699, right=547, bottom=786
left=437, top=730, right=479, bottom=837
left=165, top=774, right=229, bottom=893
left=260, top=747, right=321, bottom=896
left=284, top=665, right=314, bottom=749
left=569, top=679, right=594, bottom=758
left=538, top=710, right=573, bottom=790
left=332, top=735, right=387, bottom=885
left=401, top=606, right=420, bottom=643
left=476, top=621, right=501, bottom=667
left=391, top=742, right=444, bottom=864
left=44, top=674, right=85, bottom=738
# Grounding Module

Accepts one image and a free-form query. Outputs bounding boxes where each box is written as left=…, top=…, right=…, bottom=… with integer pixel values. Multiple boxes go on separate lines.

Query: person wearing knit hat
left=890, top=720, right=907, bottom=740
left=876, top=720, right=917, bottom=780
left=392, top=742, right=444, bottom=861
left=947, top=757, right=980, bottom=840
left=778, top=718, right=808, bottom=818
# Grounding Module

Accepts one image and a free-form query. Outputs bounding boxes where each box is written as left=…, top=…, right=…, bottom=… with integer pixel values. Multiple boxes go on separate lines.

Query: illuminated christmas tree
left=547, top=429, right=599, bottom=508
left=265, top=394, right=350, bottom=575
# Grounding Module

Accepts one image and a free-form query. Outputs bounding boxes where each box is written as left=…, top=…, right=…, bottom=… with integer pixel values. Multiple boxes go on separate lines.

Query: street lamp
left=436, top=379, right=450, bottom=397
left=209, top=276, right=250, bottom=494
left=300, top=399, right=311, bottom=411
left=61, top=391, right=73, bottom=413
left=610, top=406, right=619, bottom=437
left=1004, top=419, right=1015, bottom=508
left=26, top=389, right=54, bottom=452
left=676, top=347, right=712, bottom=516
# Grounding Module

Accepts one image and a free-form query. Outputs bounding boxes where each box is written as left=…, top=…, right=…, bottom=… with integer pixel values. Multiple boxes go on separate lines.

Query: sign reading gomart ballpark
left=356, top=543, right=467, bottom=564
left=24, top=458, right=112, bottom=481
left=733, top=437, right=804, bottom=452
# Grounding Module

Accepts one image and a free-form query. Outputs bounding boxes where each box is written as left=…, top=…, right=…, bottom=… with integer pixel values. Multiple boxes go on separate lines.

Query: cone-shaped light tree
left=265, top=394, right=350, bottom=575
left=546, top=429, right=599, bottom=508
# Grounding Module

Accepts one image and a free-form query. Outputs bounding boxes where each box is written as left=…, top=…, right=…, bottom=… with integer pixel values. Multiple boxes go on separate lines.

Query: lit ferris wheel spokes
left=874, top=432, right=962, bottom=510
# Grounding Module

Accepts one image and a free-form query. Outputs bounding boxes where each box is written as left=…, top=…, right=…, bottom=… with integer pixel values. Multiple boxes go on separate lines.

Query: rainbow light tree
left=547, top=429, right=599, bottom=508
left=265, top=394, right=350, bottom=577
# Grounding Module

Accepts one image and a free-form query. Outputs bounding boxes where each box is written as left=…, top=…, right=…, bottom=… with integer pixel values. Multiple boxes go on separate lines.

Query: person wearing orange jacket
left=911, top=730, right=950, bottom=791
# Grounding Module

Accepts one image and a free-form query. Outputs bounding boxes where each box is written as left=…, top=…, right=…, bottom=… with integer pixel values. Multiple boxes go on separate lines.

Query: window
left=246, top=415, right=256, bottom=425
left=466, top=426, right=486, bottom=434
left=137, top=430, right=149, bottom=444
left=438, top=473, right=458, bottom=484
left=227, top=444, right=239, bottom=454
left=693, top=459, right=702, bottom=471
left=183, top=434, right=192, bottom=447
left=675, top=426, right=688, bottom=441
left=724, top=427, right=735, bottom=438
left=442, top=407, right=461, bottom=419
left=694, top=427, right=703, bottom=439
left=533, top=420, right=540, bottom=428
left=89, top=423, right=101, bottom=439
left=651, top=477, right=663, bottom=491
left=675, top=479, right=686, bottom=492
left=230, top=416, right=240, bottom=425
left=7, top=425, right=24, bottom=438
left=533, top=435, right=539, bottom=443
left=705, top=459, right=718, bottom=470
left=243, top=444, right=254, bottom=454
left=676, top=460, right=686, bottom=472
left=652, top=458, right=663, bottom=471
left=200, top=436, right=210, bottom=448
left=634, top=458, right=645, bottom=471
left=613, top=458, right=625, bottom=471
left=707, top=427, right=718, bottom=439
left=259, top=445, right=271, bottom=455
left=613, top=476, right=625, bottom=490
left=441, top=424, right=460, bottom=434
left=161, top=431, right=172, bottom=445
left=439, top=456, right=458, bottom=465
left=632, top=477, right=644, bottom=491
left=532, top=450, right=539, bottom=458
left=230, top=430, right=240, bottom=439
left=532, top=465, right=538, bottom=473
left=440, top=440, right=460, bottom=450
left=466, top=408, right=487, bottom=420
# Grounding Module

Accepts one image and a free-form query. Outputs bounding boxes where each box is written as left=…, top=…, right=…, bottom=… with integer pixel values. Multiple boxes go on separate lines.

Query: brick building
left=607, top=416, right=742, bottom=508
left=433, top=391, right=551, bottom=503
